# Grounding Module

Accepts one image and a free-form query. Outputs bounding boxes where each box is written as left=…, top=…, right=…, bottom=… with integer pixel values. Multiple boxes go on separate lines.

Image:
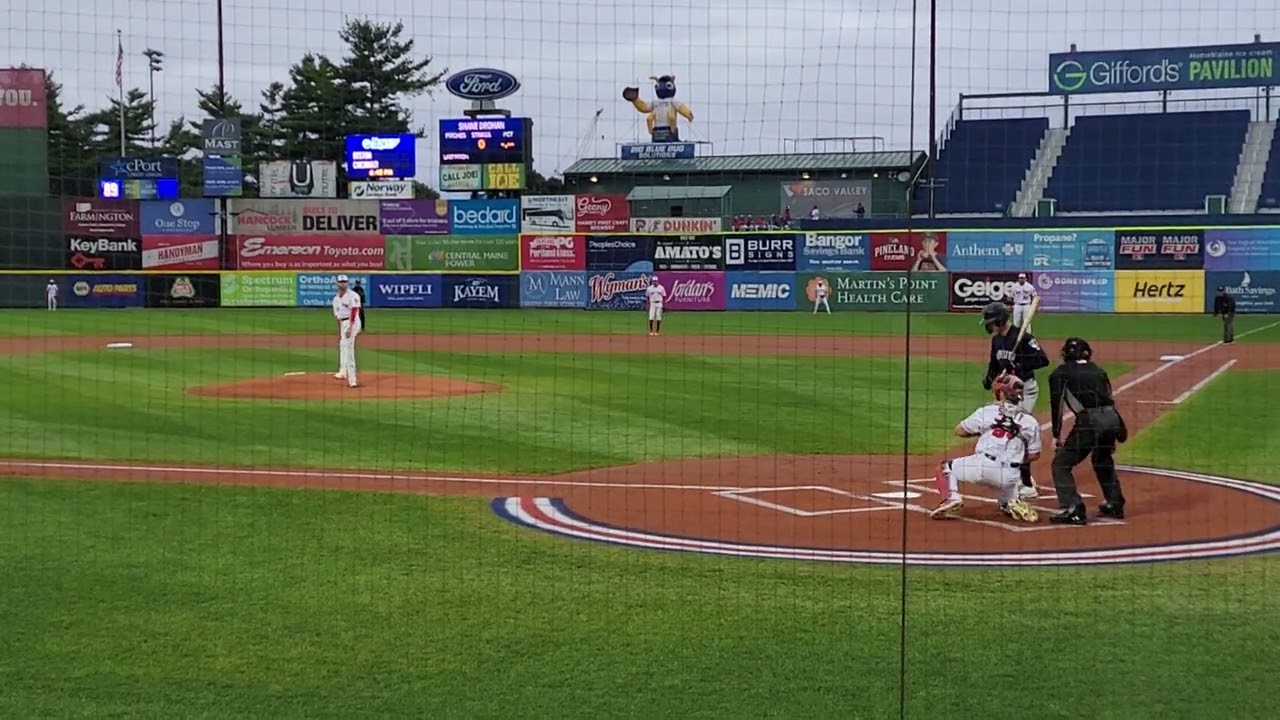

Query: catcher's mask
left=980, top=301, right=1011, bottom=335
left=1061, top=336, right=1093, bottom=363
left=993, top=373, right=1025, bottom=407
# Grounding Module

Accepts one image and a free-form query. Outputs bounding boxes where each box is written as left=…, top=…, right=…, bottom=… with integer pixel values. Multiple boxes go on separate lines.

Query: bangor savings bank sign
left=1049, top=41, right=1280, bottom=94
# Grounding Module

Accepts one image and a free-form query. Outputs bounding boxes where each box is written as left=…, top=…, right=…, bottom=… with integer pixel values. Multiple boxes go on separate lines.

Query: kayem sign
left=235, top=234, right=385, bottom=270
left=141, top=235, right=220, bottom=269
left=521, top=235, right=586, bottom=270
left=574, top=194, right=629, bottom=232
left=630, top=217, right=721, bottom=234
left=949, top=272, right=1025, bottom=311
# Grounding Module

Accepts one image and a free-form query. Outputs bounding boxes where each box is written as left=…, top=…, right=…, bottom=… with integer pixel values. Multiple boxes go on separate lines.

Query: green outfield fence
left=2, top=1, right=1279, bottom=718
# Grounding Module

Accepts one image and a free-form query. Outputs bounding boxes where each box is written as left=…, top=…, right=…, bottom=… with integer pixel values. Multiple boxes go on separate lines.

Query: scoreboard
left=344, top=134, right=417, bottom=179
left=438, top=117, right=532, bottom=191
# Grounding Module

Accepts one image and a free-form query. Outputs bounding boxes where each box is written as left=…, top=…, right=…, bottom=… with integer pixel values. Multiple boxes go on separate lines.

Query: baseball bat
left=1011, top=295, right=1042, bottom=352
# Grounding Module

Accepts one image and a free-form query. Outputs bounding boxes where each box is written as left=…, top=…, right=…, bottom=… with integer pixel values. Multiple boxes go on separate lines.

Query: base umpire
left=1047, top=337, right=1129, bottom=525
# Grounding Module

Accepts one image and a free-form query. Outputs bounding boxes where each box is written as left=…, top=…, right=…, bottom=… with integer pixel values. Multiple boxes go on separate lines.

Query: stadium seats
left=916, top=117, right=1048, bottom=215
left=1045, top=110, right=1250, bottom=213
left=1257, top=121, right=1280, bottom=211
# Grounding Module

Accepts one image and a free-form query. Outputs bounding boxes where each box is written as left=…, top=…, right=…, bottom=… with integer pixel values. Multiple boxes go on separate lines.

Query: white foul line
left=1172, top=359, right=1236, bottom=404
left=1234, top=318, right=1280, bottom=340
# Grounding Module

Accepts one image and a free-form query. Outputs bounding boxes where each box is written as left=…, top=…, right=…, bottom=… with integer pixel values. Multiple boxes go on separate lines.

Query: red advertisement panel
left=234, top=234, right=385, bottom=270
left=0, top=68, right=47, bottom=129
left=870, top=230, right=948, bottom=272
left=574, top=194, right=629, bottom=233
left=64, top=198, right=140, bottom=237
left=142, top=235, right=221, bottom=269
left=521, top=234, right=586, bottom=270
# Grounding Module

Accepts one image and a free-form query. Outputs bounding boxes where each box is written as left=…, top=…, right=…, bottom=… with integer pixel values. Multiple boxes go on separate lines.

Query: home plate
left=105, top=342, right=133, bottom=349
left=283, top=371, right=307, bottom=376
left=870, top=491, right=922, bottom=500
left=1160, top=355, right=1185, bottom=362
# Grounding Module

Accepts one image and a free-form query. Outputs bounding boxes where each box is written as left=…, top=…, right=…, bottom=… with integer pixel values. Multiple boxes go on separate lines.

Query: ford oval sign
left=445, top=68, right=521, bottom=101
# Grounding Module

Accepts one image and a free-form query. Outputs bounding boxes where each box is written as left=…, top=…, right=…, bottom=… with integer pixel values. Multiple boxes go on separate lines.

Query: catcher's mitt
left=622, top=87, right=640, bottom=102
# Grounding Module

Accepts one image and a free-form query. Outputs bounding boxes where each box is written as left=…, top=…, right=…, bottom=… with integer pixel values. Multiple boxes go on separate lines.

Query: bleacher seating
left=1045, top=110, right=1250, bottom=213
left=1257, top=121, right=1280, bottom=211
left=914, top=117, right=1048, bottom=215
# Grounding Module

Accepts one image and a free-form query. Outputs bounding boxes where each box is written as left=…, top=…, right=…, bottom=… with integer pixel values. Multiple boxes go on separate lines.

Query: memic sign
left=344, top=134, right=416, bottom=179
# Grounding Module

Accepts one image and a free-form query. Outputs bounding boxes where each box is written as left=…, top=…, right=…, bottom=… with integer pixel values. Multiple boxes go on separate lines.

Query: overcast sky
left=7, top=0, right=1279, bottom=183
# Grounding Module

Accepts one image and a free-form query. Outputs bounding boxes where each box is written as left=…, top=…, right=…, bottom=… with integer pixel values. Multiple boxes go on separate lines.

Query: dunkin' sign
left=574, top=194, right=629, bottom=233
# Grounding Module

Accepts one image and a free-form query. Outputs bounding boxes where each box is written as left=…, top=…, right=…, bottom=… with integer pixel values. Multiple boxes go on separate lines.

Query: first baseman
left=981, top=301, right=1050, bottom=499
left=646, top=276, right=667, bottom=336
left=931, top=373, right=1041, bottom=523
left=332, top=274, right=362, bottom=387
left=1010, top=273, right=1036, bottom=330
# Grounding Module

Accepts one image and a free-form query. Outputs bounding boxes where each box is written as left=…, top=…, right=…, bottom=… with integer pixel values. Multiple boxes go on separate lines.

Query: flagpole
left=117, top=29, right=126, bottom=156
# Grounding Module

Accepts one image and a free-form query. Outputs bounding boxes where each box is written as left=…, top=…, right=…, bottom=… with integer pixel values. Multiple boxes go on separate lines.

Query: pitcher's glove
left=622, top=87, right=640, bottom=102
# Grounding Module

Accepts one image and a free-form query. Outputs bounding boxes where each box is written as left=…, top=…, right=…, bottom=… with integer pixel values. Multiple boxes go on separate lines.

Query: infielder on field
left=1010, top=273, right=1036, bottom=330
left=930, top=372, right=1041, bottom=523
left=981, top=301, right=1049, bottom=499
left=812, top=278, right=831, bottom=314
left=46, top=279, right=58, bottom=311
left=332, top=274, right=362, bottom=387
left=646, top=276, right=667, bottom=336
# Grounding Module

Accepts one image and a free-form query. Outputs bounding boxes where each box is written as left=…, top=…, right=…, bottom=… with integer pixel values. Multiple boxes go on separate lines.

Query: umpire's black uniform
left=1048, top=337, right=1128, bottom=525
left=353, top=280, right=367, bottom=328
left=1212, top=286, right=1236, bottom=343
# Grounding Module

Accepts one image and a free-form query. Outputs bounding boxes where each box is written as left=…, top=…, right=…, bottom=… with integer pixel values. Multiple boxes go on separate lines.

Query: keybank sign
left=1050, top=41, right=1280, bottom=94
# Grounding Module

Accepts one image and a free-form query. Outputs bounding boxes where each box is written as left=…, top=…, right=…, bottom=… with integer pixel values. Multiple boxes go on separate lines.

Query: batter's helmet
left=1061, top=337, right=1093, bottom=362
left=980, top=302, right=1011, bottom=332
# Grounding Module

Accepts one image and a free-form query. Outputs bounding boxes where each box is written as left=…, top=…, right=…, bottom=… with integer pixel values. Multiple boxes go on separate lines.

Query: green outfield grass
left=3, top=307, right=1278, bottom=343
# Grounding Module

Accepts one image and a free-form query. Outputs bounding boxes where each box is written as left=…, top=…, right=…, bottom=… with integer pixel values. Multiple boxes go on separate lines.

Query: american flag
left=115, top=34, right=123, bottom=89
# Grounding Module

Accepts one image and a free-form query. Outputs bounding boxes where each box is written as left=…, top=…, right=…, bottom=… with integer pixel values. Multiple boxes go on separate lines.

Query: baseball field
left=1, top=308, right=1278, bottom=718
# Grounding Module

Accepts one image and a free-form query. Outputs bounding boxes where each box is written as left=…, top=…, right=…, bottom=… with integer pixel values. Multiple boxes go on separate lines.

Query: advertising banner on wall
left=1203, top=228, right=1280, bottom=271
left=1048, top=42, right=1280, bottom=95
left=378, top=199, right=450, bottom=235
left=779, top=179, right=872, bottom=217
left=948, top=272, right=1025, bottom=311
left=64, top=198, right=140, bottom=237
left=629, top=217, right=721, bottom=234
left=586, top=235, right=655, bottom=272
left=228, top=199, right=302, bottom=234
left=295, top=272, right=371, bottom=307
left=796, top=232, right=869, bottom=271
left=520, top=195, right=575, bottom=233
left=298, top=200, right=380, bottom=234
left=724, top=271, right=797, bottom=311
left=139, top=199, right=217, bottom=235
left=574, top=194, right=629, bottom=233
left=946, top=229, right=1114, bottom=272
left=797, top=271, right=948, bottom=312
left=450, top=198, right=519, bottom=235
left=655, top=271, right=726, bottom=311
left=586, top=271, right=651, bottom=310
left=220, top=272, right=298, bottom=306
left=65, top=236, right=142, bottom=270
left=1115, top=229, right=1204, bottom=270
left=1114, top=270, right=1204, bottom=313
left=1033, top=271, right=1116, bottom=312
left=0, top=68, right=47, bottom=129
left=520, top=271, right=588, bottom=308
left=141, top=235, right=220, bottom=269
left=383, top=235, right=518, bottom=272
left=258, top=160, right=338, bottom=198
left=143, top=274, right=221, bottom=307
left=235, top=234, right=384, bottom=270
left=723, top=234, right=796, bottom=270
left=1204, top=270, right=1280, bottom=313
left=869, top=231, right=948, bottom=272
left=653, top=235, right=725, bottom=271
left=443, top=275, right=519, bottom=308
left=63, top=274, right=144, bottom=308
left=368, top=274, right=444, bottom=308
left=521, top=235, right=586, bottom=271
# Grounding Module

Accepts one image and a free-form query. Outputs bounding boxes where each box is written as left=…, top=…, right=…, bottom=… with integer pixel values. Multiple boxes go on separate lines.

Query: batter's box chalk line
left=713, top=485, right=901, bottom=517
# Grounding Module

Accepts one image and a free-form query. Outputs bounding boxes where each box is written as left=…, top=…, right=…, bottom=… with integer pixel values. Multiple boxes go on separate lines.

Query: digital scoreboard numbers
left=439, top=118, right=529, bottom=165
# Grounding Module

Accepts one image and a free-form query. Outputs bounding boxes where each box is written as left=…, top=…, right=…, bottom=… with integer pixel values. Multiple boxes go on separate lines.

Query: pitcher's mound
left=189, top=372, right=502, bottom=400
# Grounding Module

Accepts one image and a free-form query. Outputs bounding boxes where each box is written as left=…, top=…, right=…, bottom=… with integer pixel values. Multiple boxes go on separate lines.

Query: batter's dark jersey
left=984, top=327, right=1050, bottom=388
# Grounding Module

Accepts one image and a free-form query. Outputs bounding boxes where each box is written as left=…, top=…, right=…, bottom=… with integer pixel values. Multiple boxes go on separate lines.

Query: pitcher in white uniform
left=812, top=278, right=831, bottom=314
left=930, top=373, right=1042, bottom=523
left=1010, top=273, right=1036, bottom=330
left=645, top=276, right=667, bottom=336
left=331, top=274, right=362, bottom=388
left=46, top=279, right=58, bottom=311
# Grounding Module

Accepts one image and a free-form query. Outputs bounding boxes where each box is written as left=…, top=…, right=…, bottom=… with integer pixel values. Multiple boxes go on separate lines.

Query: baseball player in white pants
left=1010, top=273, right=1036, bottom=331
left=332, top=274, right=362, bottom=388
left=46, top=279, right=58, bottom=311
left=931, top=373, right=1042, bottom=523
left=646, top=276, right=667, bottom=336
left=812, top=278, right=831, bottom=314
